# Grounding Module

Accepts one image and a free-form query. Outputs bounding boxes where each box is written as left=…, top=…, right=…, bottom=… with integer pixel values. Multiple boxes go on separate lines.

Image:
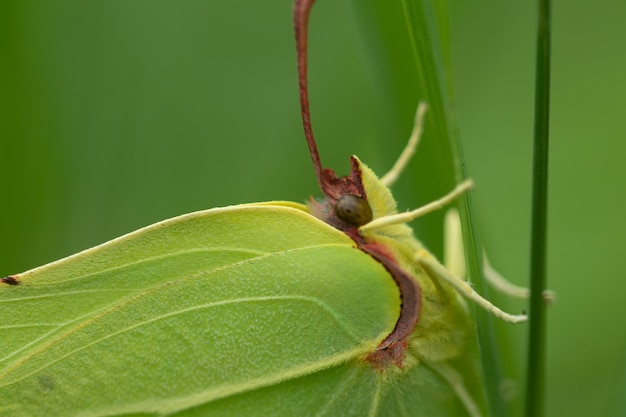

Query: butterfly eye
left=334, top=194, right=373, bottom=227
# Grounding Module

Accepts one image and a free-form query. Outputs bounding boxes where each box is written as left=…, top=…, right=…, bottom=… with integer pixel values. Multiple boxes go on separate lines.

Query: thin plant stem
left=525, top=0, right=551, bottom=415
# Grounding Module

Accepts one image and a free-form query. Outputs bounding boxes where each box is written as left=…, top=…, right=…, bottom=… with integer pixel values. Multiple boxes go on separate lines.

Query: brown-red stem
left=293, top=0, right=324, bottom=190
left=292, top=0, right=421, bottom=369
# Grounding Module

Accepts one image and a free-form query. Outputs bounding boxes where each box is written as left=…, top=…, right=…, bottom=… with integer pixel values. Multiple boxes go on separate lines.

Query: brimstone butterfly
left=0, top=1, right=531, bottom=416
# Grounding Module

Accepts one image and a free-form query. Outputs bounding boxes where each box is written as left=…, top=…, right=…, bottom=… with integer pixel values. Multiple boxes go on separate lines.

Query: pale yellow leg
left=443, top=209, right=467, bottom=279
left=416, top=251, right=528, bottom=324
left=484, top=254, right=556, bottom=304
left=444, top=208, right=555, bottom=304
left=380, top=102, right=428, bottom=188
left=360, top=180, right=474, bottom=232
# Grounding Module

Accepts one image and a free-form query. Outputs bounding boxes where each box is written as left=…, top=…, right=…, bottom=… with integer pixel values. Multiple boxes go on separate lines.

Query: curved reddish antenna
left=291, top=0, right=421, bottom=368
left=293, top=0, right=367, bottom=230
left=293, top=0, right=324, bottom=189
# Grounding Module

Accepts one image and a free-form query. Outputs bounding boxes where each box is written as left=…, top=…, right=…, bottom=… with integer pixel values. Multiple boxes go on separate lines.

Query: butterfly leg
left=483, top=254, right=556, bottom=303
left=415, top=250, right=528, bottom=324
left=360, top=179, right=474, bottom=232
left=380, top=102, right=428, bottom=187
left=445, top=208, right=555, bottom=303
left=443, top=209, right=467, bottom=279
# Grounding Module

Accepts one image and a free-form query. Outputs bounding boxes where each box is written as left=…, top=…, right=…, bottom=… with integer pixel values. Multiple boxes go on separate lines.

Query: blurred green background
left=1, top=0, right=624, bottom=416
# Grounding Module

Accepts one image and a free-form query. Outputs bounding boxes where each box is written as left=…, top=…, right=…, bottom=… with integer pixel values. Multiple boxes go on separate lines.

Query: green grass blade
left=525, top=0, right=551, bottom=416
left=350, top=1, right=515, bottom=416
left=403, top=2, right=512, bottom=416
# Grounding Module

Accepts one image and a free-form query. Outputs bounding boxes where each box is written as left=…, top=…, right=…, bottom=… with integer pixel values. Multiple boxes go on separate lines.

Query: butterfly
left=0, top=1, right=537, bottom=416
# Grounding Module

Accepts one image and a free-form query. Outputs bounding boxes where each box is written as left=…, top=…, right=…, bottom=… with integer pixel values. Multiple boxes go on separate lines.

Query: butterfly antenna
left=293, top=0, right=324, bottom=188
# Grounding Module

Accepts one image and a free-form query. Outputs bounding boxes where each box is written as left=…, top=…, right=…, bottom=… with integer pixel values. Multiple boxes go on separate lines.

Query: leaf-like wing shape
left=1, top=204, right=472, bottom=416
left=0, top=204, right=400, bottom=416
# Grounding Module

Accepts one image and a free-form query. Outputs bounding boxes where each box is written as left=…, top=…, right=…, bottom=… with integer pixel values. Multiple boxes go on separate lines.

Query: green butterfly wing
left=1, top=204, right=473, bottom=416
